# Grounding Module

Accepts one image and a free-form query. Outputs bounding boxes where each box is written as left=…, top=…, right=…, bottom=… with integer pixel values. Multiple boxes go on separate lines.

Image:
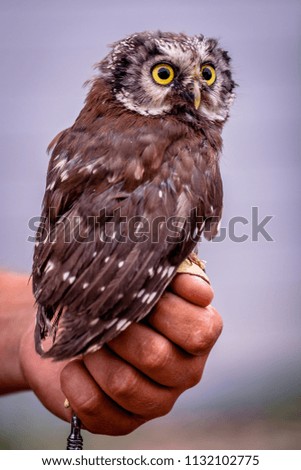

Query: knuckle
left=60, top=361, right=102, bottom=417
left=60, top=362, right=74, bottom=389
left=208, top=306, right=224, bottom=343
left=203, top=284, right=215, bottom=306
left=155, top=393, right=176, bottom=417
left=144, top=392, right=176, bottom=419
left=107, top=367, right=138, bottom=400
left=75, top=392, right=100, bottom=417
left=143, top=338, right=171, bottom=372
left=185, top=306, right=223, bottom=355
left=185, top=360, right=204, bottom=388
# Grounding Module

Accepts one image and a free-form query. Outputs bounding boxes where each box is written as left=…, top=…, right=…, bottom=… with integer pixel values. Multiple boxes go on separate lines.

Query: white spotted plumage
left=33, top=30, right=235, bottom=360
left=45, top=260, right=55, bottom=273
left=116, top=318, right=131, bottom=332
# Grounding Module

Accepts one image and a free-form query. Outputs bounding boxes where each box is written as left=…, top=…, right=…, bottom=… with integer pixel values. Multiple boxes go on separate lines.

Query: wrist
left=0, top=271, right=35, bottom=393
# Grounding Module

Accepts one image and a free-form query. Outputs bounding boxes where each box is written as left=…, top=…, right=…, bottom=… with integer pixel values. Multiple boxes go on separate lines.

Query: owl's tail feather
left=34, top=305, right=48, bottom=355
left=34, top=304, right=62, bottom=356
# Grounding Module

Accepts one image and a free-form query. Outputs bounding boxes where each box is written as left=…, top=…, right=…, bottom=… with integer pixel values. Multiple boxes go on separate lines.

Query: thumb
left=170, top=272, right=214, bottom=307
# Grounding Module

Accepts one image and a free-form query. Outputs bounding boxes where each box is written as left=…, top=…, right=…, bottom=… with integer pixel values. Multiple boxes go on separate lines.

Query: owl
left=33, top=31, right=235, bottom=361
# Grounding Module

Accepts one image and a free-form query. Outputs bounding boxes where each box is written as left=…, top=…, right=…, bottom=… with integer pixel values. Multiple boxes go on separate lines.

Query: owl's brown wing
left=34, top=178, right=200, bottom=360
left=33, top=106, right=222, bottom=360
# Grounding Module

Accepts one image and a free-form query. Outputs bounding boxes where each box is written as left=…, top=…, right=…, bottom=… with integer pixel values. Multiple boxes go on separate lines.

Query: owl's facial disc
left=151, top=63, right=202, bottom=111
left=99, top=31, right=236, bottom=122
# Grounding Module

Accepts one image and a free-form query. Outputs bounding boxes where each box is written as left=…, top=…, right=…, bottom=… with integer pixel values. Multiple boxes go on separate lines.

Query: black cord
left=66, top=414, right=83, bottom=450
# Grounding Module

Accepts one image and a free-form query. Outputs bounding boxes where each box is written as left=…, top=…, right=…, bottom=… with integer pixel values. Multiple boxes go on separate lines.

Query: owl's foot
left=177, top=254, right=210, bottom=284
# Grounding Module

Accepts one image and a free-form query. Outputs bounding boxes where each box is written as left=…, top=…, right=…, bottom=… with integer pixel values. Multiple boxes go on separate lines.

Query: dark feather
left=32, top=31, right=235, bottom=360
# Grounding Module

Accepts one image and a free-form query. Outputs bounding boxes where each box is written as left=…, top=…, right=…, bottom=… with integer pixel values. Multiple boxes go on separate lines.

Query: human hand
left=19, top=273, right=223, bottom=435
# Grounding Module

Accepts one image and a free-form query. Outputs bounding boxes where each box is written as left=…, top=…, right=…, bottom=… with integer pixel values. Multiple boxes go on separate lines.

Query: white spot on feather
left=69, top=275, right=76, bottom=284
left=137, top=288, right=145, bottom=298
left=105, top=318, right=118, bottom=329
left=116, top=319, right=131, bottom=332
left=82, top=282, right=89, bottom=289
left=147, top=292, right=157, bottom=304
left=86, top=344, right=101, bottom=354
left=100, top=286, right=106, bottom=292
left=157, top=266, right=163, bottom=274
left=104, top=256, right=110, bottom=263
left=45, top=260, right=54, bottom=273
left=148, top=267, right=154, bottom=277
left=135, top=221, right=143, bottom=233
left=168, top=267, right=175, bottom=277
left=42, top=233, right=49, bottom=244
left=134, top=164, right=144, bottom=180
left=201, top=105, right=227, bottom=123
left=161, top=266, right=169, bottom=278
left=63, top=271, right=70, bottom=281
left=116, top=90, right=172, bottom=116
left=78, top=162, right=94, bottom=174
left=54, top=158, right=67, bottom=170
left=61, top=170, right=69, bottom=182
left=118, top=260, right=124, bottom=268
left=46, top=181, right=55, bottom=191
left=142, top=293, right=150, bottom=303
left=90, top=318, right=99, bottom=326
left=36, top=287, right=42, bottom=297
left=93, top=251, right=97, bottom=258
left=85, top=164, right=94, bottom=173
left=158, top=190, right=163, bottom=198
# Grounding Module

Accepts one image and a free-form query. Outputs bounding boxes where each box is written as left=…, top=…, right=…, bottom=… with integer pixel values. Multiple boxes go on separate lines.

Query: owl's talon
left=177, top=255, right=210, bottom=285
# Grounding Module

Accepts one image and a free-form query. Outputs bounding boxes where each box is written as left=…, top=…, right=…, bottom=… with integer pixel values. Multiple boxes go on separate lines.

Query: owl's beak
left=193, top=80, right=201, bottom=110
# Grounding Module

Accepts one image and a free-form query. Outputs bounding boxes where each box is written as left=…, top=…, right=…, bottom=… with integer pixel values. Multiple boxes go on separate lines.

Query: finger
left=170, top=273, right=214, bottom=307
left=60, top=360, right=146, bottom=435
left=108, top=322, right=206, bottom=388
left=83, top=347, right=179, bottom=419
left=19, top=326, right=69, bottom=420
left=148, top=294, right=223, bottom=356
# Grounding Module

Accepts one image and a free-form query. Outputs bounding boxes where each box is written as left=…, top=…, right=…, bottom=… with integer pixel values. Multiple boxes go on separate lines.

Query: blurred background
left=0, top=0, right=300, bottom=450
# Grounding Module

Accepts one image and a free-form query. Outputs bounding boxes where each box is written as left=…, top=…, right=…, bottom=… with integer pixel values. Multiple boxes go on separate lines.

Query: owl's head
left=99, top=31, right=236, bottom=124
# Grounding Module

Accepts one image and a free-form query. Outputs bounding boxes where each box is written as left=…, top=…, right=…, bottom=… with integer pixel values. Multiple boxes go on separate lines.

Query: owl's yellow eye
left=201, top=64, right=216, bottom=86
left=152, top=63, right=175, bottom=86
